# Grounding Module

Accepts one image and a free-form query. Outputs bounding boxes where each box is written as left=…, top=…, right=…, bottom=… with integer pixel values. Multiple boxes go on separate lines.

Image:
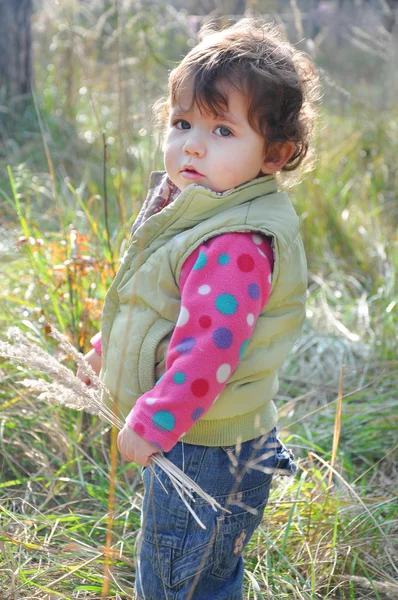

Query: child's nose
left=183, top=134, right=206, bottom=157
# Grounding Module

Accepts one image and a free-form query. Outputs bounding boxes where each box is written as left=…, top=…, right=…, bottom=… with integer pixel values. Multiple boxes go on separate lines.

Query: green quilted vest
left=100, top=173, right=307, bottom=446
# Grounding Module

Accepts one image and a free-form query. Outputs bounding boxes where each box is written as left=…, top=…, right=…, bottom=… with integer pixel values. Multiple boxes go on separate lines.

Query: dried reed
left=0, top=326, right=227, bottom=528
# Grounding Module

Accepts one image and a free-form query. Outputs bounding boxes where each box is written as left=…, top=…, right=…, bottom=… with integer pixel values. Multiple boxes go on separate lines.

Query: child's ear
left=261, top=141, right=296, bottom=174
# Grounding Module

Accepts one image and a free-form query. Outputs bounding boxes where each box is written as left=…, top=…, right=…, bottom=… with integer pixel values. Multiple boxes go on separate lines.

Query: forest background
left=0, top=0, right=397, bottom=599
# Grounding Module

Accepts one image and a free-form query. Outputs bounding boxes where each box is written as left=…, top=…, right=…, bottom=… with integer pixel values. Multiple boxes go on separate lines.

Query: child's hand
left=77, top=348, right=102, bottom=387
left=117, top=423, right=160, bottom=467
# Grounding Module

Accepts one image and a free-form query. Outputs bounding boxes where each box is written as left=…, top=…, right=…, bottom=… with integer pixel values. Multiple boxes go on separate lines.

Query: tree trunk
left=0, top=0, right=33, bottom=100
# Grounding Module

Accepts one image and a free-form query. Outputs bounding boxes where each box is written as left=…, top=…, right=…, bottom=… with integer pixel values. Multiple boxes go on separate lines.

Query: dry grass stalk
left=328, top=353, right=344, bottom=487
left=334, top=574, right=398, bottom=599
left=0, top=325, right=226, bottom=528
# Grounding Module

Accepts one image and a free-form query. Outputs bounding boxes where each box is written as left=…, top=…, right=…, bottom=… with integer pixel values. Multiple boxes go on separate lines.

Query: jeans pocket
left=211, top=482, right=272, bottom=579
left=142, top=534, right=216, bottom=589
left=140, top=465, right=216, bottom=589
left=170, top=541, right=215, bottom=587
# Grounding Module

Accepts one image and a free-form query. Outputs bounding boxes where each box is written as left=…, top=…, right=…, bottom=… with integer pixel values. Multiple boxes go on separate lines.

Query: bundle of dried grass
left=0, top=326, right=226, bottom=528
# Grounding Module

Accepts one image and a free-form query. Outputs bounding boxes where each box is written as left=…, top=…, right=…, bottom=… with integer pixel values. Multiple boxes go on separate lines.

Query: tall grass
left=1, top=1, right=397, bottom=598
left=1, top=362, right=396, bottom=598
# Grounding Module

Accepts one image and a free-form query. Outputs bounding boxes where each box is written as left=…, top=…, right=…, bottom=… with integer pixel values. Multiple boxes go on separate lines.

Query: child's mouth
left=180, top=166, right=203, bottom=180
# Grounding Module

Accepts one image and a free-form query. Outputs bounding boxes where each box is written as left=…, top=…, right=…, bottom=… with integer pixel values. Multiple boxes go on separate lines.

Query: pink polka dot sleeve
left=90, top=332, right=102, bottom=355
left=126, top=232, right=274, bottom=452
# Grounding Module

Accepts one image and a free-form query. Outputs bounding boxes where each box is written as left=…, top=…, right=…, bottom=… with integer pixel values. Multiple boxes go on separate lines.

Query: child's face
left=164, top=81, right=270, bottom=193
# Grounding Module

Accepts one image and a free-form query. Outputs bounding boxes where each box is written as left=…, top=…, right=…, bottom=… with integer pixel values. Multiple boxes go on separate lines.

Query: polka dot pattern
left=198, top=284, right=211, bottom=295
left=248, top=282, right=260, bottom=300
left=173, top=371, right=186, bottom=384
left=218, top=253, right=230, bottom=265
left=127, top=232, right=274, bottom=453
left=176, top=306, right=189, bottom=327
left=247, top=313, right=254, bottom=326
left=192, top=407, right=204, bottom=420
left=191, top=379, right=209, bottom=397
left=145, top=397, right=157, bottom=405
left=133, top=422, right=145, bottom=436
left=175, top=337, right=196, bottom=354
left=152, top=410, right=175, bottom=432
left=215, top=293, right=238, bottom=315
left=199, top=315, right=212, bottom=328
left=217, top=364, right=231, bottom=383
left=213, top=327, right=233, bottom=349
left=193, top=251, right=207, bottom=270
left=237, top=254, right=254, bottom=272
left=239, top=339, right=250, bottom=359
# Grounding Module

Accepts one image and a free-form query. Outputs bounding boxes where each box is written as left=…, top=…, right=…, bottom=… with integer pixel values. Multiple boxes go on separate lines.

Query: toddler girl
left=81, top=17, right=319, bottom=600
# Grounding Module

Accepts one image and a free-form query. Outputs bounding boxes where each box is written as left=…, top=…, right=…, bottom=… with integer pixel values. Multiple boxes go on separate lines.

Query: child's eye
left=214, top=125, right=233, bottom=137
left=174, top=119, right=190, bottom=130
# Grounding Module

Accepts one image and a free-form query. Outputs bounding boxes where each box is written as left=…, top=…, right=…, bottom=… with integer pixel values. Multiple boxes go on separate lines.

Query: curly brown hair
left=154, top=18, right=321, bottom=185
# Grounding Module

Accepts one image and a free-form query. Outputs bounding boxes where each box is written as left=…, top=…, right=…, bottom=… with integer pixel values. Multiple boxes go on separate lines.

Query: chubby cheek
left=163, top=144, right=178, bottom=178
left=220, top=160, right=252, bottom=189
left=163, top=140, right=173, bottom=171
left=241, top=154, right=263, bottom=182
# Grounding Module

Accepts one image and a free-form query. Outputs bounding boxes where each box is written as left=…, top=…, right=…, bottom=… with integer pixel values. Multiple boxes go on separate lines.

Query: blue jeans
left=135, top=428, right=296, bottom=600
